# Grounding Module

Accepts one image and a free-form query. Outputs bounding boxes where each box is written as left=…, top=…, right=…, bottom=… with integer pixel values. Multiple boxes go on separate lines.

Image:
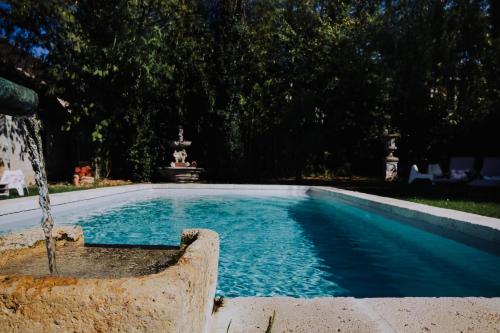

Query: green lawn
left=407, top=198, right=500, bottom=218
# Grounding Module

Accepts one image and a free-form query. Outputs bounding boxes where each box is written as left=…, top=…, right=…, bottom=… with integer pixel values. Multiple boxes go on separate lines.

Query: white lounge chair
left=449, top=157, right=475, bottom=181
left=408, top=164, right=434, bottom=184
left=427, top=163, right=443, bottom=178
left=431, top=157, right=475, bottom=183
left=469, top=157, right=500, bottom=187
left=0, top=169, right=28, bottom=196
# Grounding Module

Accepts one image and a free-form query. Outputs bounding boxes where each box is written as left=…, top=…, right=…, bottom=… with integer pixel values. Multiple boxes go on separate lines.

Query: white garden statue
left=171, top=149, right=190, bottom=167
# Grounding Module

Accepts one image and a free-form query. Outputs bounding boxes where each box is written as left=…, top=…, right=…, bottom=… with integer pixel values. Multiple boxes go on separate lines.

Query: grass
left=407, top=198, right=500, bottom=218
left=265, top=310, right=276, bottom=333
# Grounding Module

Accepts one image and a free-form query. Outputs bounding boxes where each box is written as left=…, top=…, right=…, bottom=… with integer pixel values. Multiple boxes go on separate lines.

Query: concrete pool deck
left=210, top=297, right=500, bottom=333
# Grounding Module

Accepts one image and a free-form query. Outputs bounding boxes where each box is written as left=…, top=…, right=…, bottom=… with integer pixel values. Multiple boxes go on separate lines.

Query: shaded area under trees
left=1, top=0, right=498, bottom=182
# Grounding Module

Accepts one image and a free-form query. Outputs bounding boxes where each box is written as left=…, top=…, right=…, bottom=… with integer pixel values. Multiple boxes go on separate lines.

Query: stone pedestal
left=385, top=156, right=399, bottom=182
left=157, top=166, right=203, bottom=183
left=384, top=132, right=400, bottom=182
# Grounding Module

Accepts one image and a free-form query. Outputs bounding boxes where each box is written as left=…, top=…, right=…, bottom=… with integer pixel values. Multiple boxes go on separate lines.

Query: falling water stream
left=22, top=116, right=57, bottom=274
left=0, top=77, right=57, bottom=274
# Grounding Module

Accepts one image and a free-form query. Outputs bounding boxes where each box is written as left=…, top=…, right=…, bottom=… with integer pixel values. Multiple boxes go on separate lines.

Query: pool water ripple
left=73, top=193, right=500, bottom=297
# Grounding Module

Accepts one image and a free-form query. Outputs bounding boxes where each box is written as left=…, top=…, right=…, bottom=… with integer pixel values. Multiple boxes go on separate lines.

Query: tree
left=2, top=0, right=498, bottom=182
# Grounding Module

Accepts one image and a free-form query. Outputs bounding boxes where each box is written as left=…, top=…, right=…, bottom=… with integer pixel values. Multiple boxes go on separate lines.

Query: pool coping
left=0, top=184, right=153, bottom=216
left=311, top=187, right=500, bottom=243
left=1, top=183, right=499, bottom=243
left=210, top=296, right=500, bottom=333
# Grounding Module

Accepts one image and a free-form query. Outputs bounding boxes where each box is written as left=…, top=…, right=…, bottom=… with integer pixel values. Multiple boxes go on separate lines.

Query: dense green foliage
left=1, top=0, right=498, bottom=181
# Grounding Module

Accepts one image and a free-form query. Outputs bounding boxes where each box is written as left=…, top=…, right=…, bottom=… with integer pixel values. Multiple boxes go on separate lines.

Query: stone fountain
left=0, top=80, right=218, bottom=333
left=157, top=127, right=203, bottom=182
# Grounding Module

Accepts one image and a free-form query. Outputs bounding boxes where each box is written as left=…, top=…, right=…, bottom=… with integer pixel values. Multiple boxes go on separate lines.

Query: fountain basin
left=157, top=166, right=204, bottom=183
left=168, top=140, right=192, bottom=149
left=0, top=226, right=219, bottom=333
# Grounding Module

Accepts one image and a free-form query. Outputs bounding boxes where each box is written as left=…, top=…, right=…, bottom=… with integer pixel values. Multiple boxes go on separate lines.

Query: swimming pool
left=71, top=189, right=500, bottom=298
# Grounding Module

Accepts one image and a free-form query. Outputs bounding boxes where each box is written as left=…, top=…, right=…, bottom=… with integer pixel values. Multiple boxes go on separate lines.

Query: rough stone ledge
left=0, top=225, right=83, bottom=251
left=0, top=227, right=219, bottom=333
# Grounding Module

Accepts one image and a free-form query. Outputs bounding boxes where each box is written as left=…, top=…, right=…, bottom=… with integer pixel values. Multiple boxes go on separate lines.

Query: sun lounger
left=427, top=163, right=443, bottom=178
left=468, top=157, right=500, bottom=187
left=432, top=157, right=475, bottom=183
left=408, top=164, right=434, bottom=184
left=0, top=169, right=28, bottom=196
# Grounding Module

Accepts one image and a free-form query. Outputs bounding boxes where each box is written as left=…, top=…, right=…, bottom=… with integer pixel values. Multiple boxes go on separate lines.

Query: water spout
left=22, top=117, right=57, bottom=274
left=0, top=77, right=57, bottom=274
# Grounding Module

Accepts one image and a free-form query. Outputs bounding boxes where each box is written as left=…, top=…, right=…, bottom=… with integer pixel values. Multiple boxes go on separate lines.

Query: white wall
left=0, top=115, right=35, bottom=185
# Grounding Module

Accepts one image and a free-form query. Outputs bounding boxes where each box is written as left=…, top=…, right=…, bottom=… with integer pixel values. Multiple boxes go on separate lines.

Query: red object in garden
left=73, top=165, right=94, bottom=186
left=74, top=165, right=92, bottom=177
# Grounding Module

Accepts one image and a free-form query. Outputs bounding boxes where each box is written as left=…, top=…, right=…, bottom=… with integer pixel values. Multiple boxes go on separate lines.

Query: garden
left=0, top=1, right=499, bottom=333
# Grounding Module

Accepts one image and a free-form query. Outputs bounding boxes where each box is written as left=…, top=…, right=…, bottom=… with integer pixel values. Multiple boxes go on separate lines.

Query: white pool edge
left=1, top=183, right=499, bottom=243
left=311, top=186, right=500, bottom=243
left=0, top=184, right=153, bottom=216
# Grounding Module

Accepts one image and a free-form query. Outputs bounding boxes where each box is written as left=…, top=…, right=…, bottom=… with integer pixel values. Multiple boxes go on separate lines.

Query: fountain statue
left=0, top=77, right=57, bottom=274
left=157, top=127, right=203, bottom=182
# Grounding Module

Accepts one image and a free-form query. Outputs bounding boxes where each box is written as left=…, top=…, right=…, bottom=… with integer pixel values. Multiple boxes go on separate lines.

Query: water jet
left=0, top=76, right=57, bottom=274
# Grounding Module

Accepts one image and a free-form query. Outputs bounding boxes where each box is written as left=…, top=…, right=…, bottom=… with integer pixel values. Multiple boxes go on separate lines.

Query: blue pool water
left=75, top=192, right=500, bottom=297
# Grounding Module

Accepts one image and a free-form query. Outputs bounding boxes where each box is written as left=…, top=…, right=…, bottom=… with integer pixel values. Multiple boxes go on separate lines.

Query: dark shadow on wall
left=0, top=114, right=30, bottom=169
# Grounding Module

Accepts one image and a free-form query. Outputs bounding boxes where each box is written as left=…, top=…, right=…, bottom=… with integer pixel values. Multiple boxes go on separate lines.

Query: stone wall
left=0, top=226, right=220, bottom=333
left=0, top=115, right=35, bottom=185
